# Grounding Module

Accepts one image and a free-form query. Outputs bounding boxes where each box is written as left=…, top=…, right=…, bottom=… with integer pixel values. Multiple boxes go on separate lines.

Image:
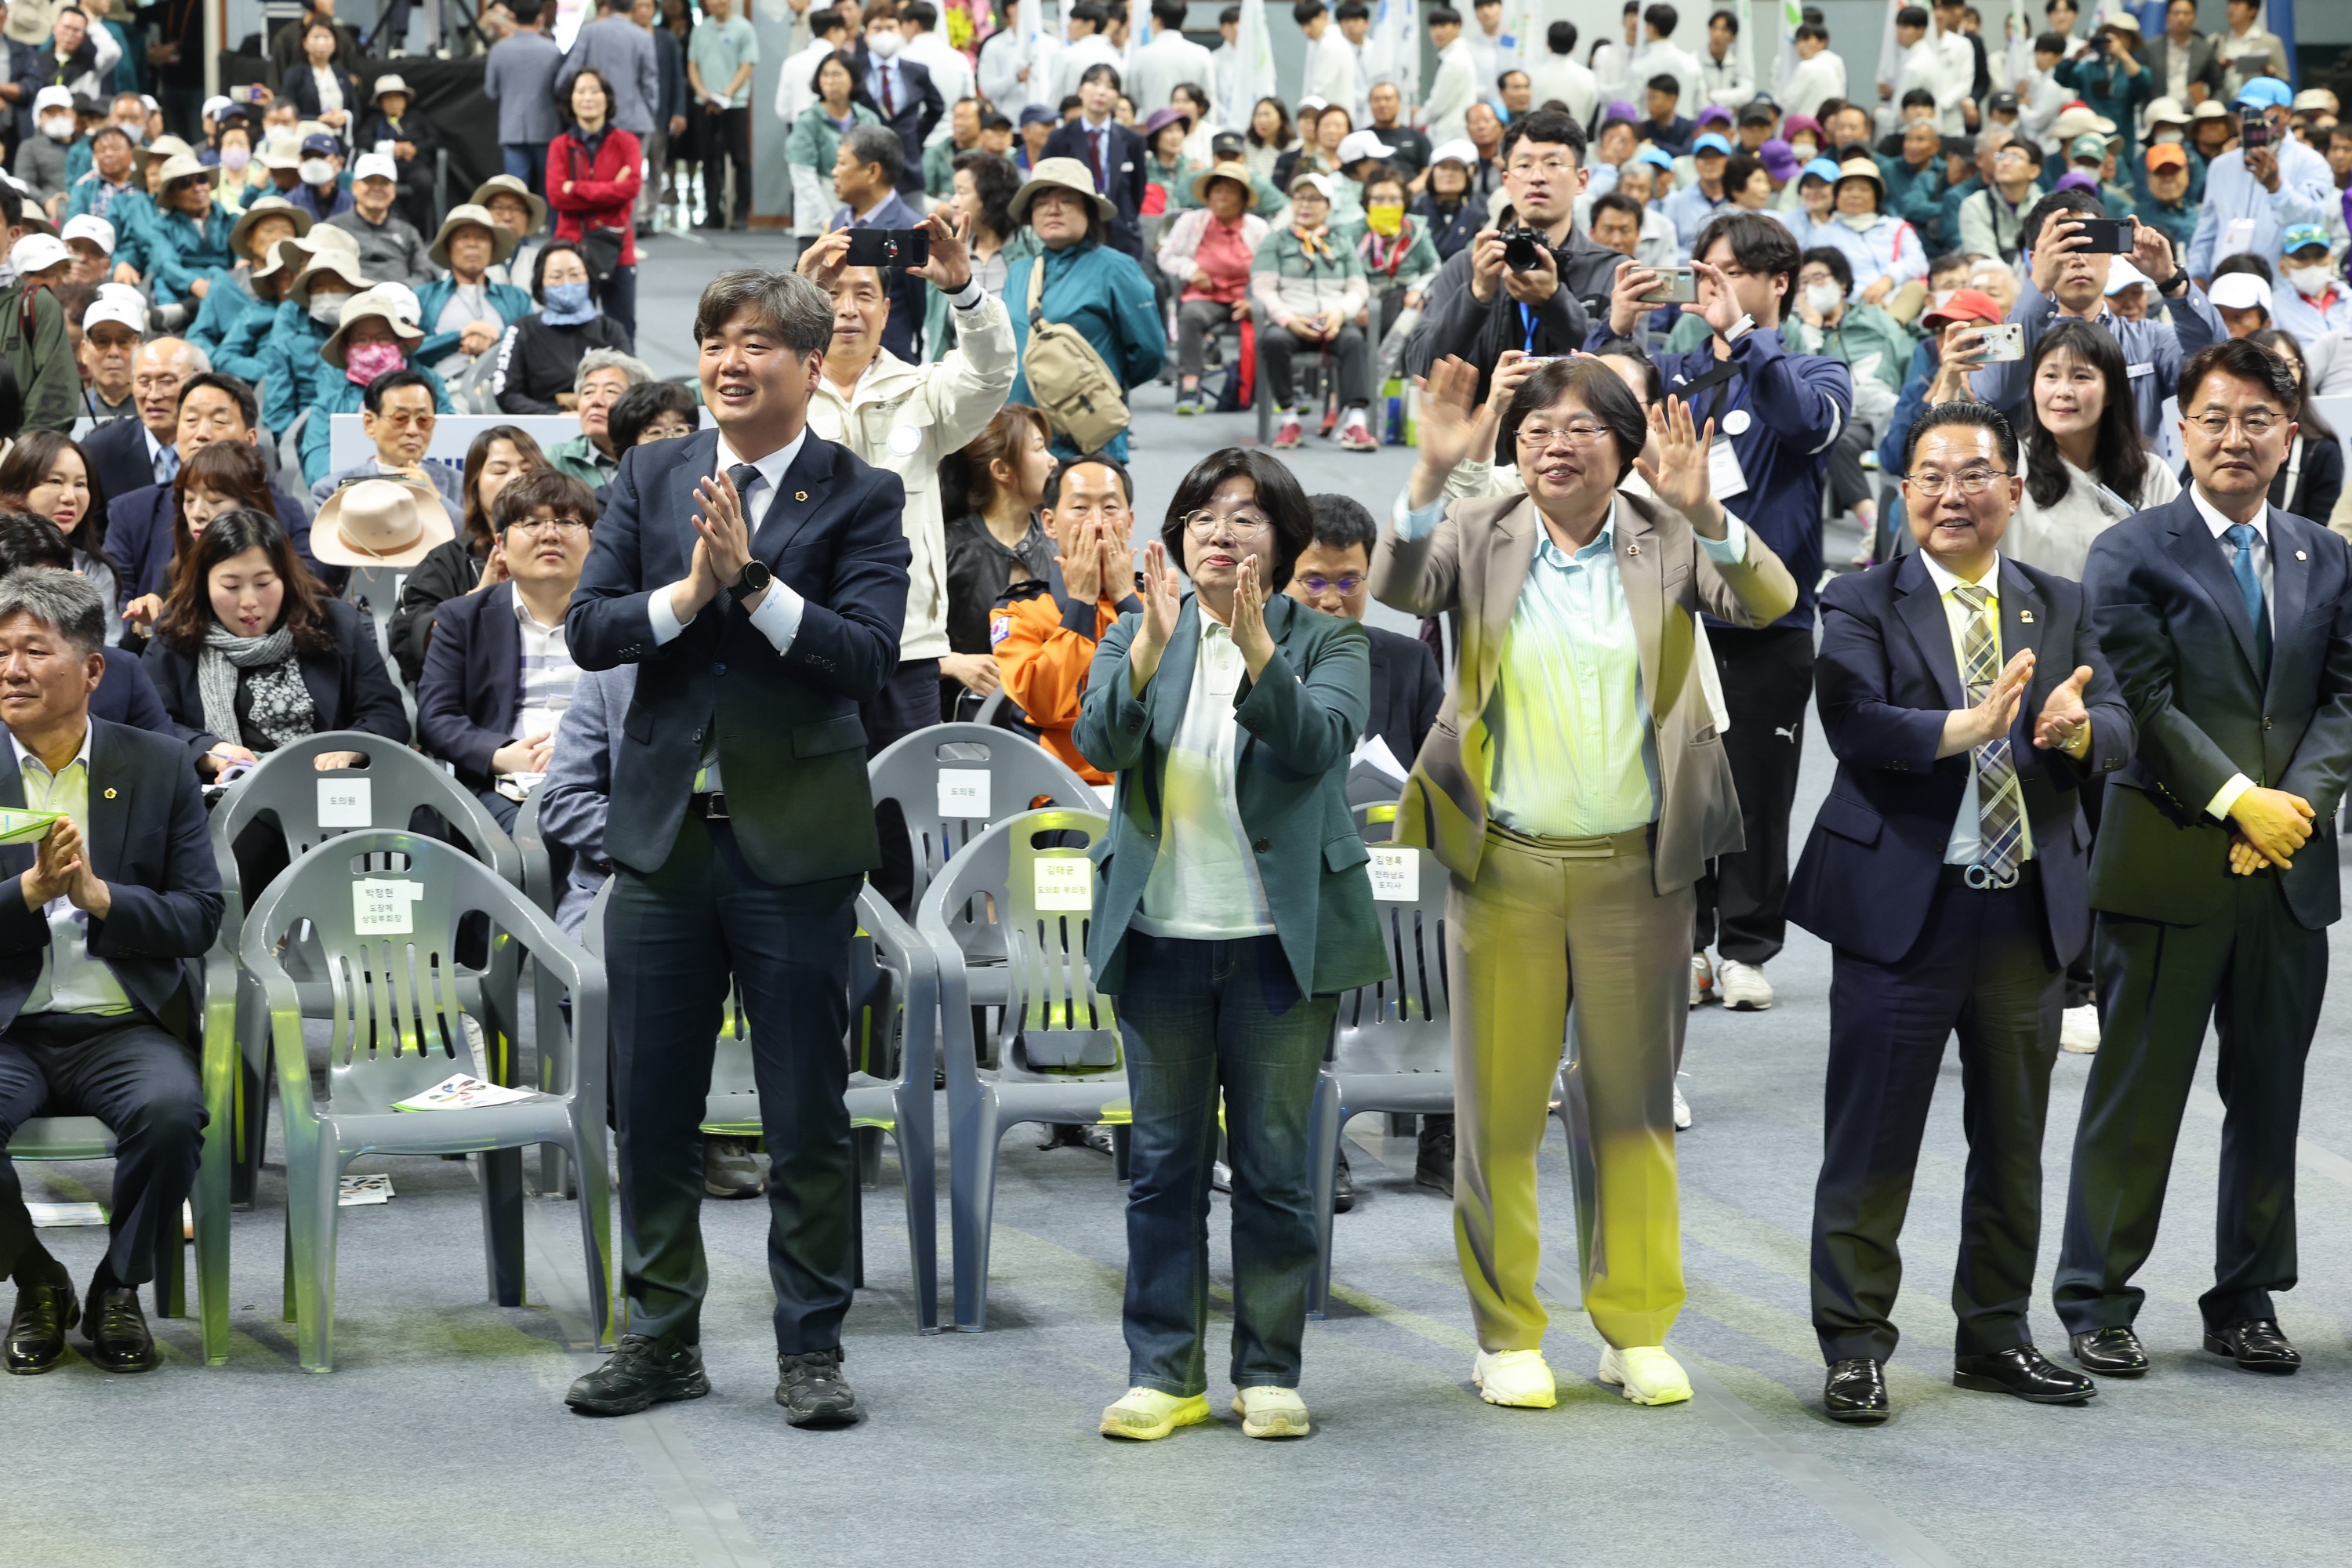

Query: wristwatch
left=1722, top=313, right=1758, bottom=343
left=2161, top=267, right=2190, bottom=295
left=728, top=560, right=771, bottom=608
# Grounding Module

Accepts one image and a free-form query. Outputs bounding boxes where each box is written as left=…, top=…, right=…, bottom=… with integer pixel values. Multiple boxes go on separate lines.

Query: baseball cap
left=2070, top=133, right=2110, bottom=165
left=1737, top=100, right=1775, bottom=126
left=353, top=152, right=398, bottom=184
left=2190, top=100, right=2230, bottom=122
left=1634, top=144, right=1676, bottom=172
left=1798, top=155, right=1843, bottom=183
left=1336, top=129, right=1395, bottom=165
left=1693, top=132, right=1732, bottom=157
left=60, top=214, right=114, bottom=254
left=2283, top=223, right=2331, bottom=256
left=82, top=286, right=147, bottom=336
left=2208, top=272, right=2273, bottom=312
left=1429, top=138, right=1479, bottom=166
left=1985, top=89, right=2019, bottom=114
left=2144, top=142, right=2189, bottom=172
left=1922, top=288, right=2002, bottom=329
left=1018, top=103, right=1054, bottom=127
left=9, top=233, right=70, bottom=276
left=1696, top=105, right=1732, bottom=128
left=300, top=130, right=341, bottom=158
left=1289, top=171, right=1336, bottom=201
left=2052, top=170, right=2100, bottom=194
left=33, top=85, right=73, bottom=114
left=201, top=93, right=230, bottom=122
left=2235, top=77, right=2292, bottom=111
left=2104, top=258, right=2148, bottom=293
left=1759, top=138, right=1800, bottom=181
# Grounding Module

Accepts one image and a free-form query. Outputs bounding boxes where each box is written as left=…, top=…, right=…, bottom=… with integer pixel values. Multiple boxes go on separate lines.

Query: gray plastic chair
left=211, top=731, right=524, bottom=1204
left=245, top=829, right=611, bottom=1373
left=0, top=938, right=241, bottom=1363
left=866, top=721, right=1095, bottom=913
left=1305, top=802, right=1453, bottom=1317
left=921, top=807, right=1120, bottom=1331
left=512, top=782, right=555, bottom=916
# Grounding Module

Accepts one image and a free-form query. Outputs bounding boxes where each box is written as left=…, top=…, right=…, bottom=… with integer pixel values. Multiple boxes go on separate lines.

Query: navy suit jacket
left=95, top=647, right=170, bottom=734
left=418, top=579, right=525, bottom=793
left=81, top=416, right=164, bottom=521
left=107, top=480, right=319, bottom=606
left=855, top=50, right=943, bottom=194
left=1787, top=551, right=2134, bottom=967
left=2082, top=495, right=2352, bottom=931
left=565, top=427, right=911, bottom=885
left=1042, top=118, right=1148, bottom=259
left=142, top=600, right=412, bottom=760
left=0, top=717, right=223, bottom=1033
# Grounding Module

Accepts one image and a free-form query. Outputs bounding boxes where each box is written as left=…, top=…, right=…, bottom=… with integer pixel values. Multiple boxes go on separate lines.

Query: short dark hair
left=841, top=122, right=905, bottom=184
left=1896, top=4, right=1928, bottom=25
left=2020, top=186, right=2103, bottom=256
left=1722, top=151, right=1764, bottom=192
left=1427, top=6, right=1461, bottom=27
left=1794, top=20, right=1827, bottom=42
left=1499, top=69, right=1529, bottom=90
left=691, top=269, right=834, bottom=354
left=1709, top=6, right=1737, bottom=30
left=2212, top=250, right=2273, bottom=283
left=1292, top=0, right=1326, bottom=20
left=1079, top=61, right=1123, bottom=90
left=1043, top=452, right=1134, bottom=510
left=492, top=466, right=601, bottom=533
left=2178, top=336, right=2302, bottom=412
left=1307, top=493, right=1376, bottom=556
left=361, top=367, right=436, bottom=416
left=1597, top=114, right=1637, bottom=142
left=1900, top=86, right=1935, bottom=110
left=1646, top=73, right=1682, bottom=98
left=1589, top=191, right=1643, bottom=228
left=1334, top=0, right=1369, bottom=18
left=1068, top=0, right=1106, bottom=24
left=533, top=238, right=586, bottom=299
left=1497, top=357, right=1650, bottom=485
left=1903, top=399, right=2020, bottom=475
left=904, top=0, right=938, bottom=25
left=1161, top=448, right=1315, bottom=591
left=809, top=5, right=844, bottom=32
left=1799, top=243, right=1853, bottom=292
left=1547, top=20, right=1576, bottom=52
left=1643, top=2, right=1678, bottom=34
left=1500, top=107, right=1585, bottom=165
left=1058, top=93, right=1084, bottom=114
left=176, top=371, right=257, bottom=431
left=1150, top=0, right=1186, bottom=24
left=1221, top=3, right=1240, bottom=20
left=1590, top=336, right=1663, bottom=405
left=2034, top=29, right=2067, bottom=53
left=1692, top=209, right=1800, bottom=312
left=953, top=148, right=1022, bottom=239
left=607, top=379, right=699, bottom=451
left=0, top=512, right=71, bottom=574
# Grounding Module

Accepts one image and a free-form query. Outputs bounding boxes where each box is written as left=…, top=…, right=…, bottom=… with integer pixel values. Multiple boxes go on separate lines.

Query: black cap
left=1987, top=89, right=2020, bottom=113
left=1210, top=129, right=1246, bottom=155
left=1737, top=101, right=1776, bottom=125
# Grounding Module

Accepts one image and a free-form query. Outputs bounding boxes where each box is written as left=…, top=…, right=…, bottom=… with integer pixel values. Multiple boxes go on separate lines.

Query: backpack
left=1020, top=255, right=1128, bottom=453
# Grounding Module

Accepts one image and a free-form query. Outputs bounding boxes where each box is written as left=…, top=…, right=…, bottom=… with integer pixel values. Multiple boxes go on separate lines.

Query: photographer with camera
left=1406, top=108, right=1626, bottom=395
left=1602, top=210, right=1851, bottom=1014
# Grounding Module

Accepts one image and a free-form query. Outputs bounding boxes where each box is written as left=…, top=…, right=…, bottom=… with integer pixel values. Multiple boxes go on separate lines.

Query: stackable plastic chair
left=512, top=783, right=556, bottom=916
left=209, top=731, right=522, bottom=1204
left=245, top=829, right=611, bottom=1373
left=0, top=939, right=241, bottom=1363
left=1306, top=802, right=1454, bottom=1316
left=866, top=722, right=1096, bottom=910
left=921, top=807, right=1120, bottom=1331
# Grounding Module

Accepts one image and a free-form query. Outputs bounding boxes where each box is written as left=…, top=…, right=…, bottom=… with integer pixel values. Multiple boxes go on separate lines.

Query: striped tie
left=1951, top=582, right=2024, bottom=885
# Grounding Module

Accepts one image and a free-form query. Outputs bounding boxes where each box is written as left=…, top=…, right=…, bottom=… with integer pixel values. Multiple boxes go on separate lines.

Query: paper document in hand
left=0, top=808, right=65, bottom=844
left=1352, top=734, right=1409, bottom=782
left=392, top=1073, right=541, bottom=1112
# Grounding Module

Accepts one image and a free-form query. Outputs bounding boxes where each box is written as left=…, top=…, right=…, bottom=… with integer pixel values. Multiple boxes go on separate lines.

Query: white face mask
left=39, top=115, right=71, bottom=141
left=2153, top=127, right=2184, bottom=144
left=2289, top=263, right=2336, bottom=298
left=299, top=157, right=334, bottom=185
left=1790, top=140, right=1818, bottom=162
left=1804, top=281, right=1843, bottom=314
left=867, top=30, right=902, bottom=57
left=308, top=292, right=347, bottom=325
left=1839, top=209, right=1878, bottom=231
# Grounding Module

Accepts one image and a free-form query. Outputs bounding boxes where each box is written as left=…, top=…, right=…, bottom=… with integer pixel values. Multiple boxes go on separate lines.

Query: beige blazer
left=1369, top=487, right=1798, bottom=893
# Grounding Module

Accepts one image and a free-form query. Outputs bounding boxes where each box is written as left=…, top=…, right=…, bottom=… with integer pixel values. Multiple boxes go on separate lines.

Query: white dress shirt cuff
left=1697, top=510, right=1750, bottom=564
left=2207, top=772, right=2256, bottom=822
left=648, top=582, right=691, bottom=645
left=1392, top=492, right=1448, bottom=542
left=746, top=578, right=808, bottom=653
left=948, top=275, right=987, bottom=313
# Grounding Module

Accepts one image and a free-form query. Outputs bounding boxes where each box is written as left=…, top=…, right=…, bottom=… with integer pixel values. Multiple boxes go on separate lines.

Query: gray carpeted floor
left=9, top=230, right=2352, bottom=1567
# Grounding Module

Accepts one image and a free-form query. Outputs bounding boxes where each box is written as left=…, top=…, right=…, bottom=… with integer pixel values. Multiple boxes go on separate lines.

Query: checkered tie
left=1951, top=582, right=2024, bottom=884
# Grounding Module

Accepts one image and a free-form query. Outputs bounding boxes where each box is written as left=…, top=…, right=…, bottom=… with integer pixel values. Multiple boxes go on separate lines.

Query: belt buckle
left=1964, top=862, right=2017, bottom=891
left=703, top=792, right=729, bottom=821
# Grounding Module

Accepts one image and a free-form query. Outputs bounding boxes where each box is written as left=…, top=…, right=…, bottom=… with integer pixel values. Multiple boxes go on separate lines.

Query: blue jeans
left=1115, top=931, right=1333, bottom=1396
left=503, top=142, right=550, bottom=194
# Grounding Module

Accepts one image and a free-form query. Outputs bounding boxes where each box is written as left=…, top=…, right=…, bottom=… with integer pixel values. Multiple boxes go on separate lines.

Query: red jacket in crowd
left=546, top=126, right=644, bottom=267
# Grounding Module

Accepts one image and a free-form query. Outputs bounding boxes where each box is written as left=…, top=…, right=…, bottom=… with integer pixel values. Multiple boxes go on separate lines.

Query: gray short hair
left=691, top=270, right=834, bottom=357
left=840, top=123, right=906, bottom=185
left=573, top=348, right=653, bottom=396
left=0, top=567, right=105, bottom=658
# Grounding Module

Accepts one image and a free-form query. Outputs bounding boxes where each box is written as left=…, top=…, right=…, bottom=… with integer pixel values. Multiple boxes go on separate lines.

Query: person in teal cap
left=2271, top=222, right=2352, bottom=342
left=2185, top=77, right=2336, bottom=278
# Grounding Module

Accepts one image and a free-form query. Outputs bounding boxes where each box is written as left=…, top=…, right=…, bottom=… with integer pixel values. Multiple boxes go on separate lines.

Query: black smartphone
left=2241, top=106, right=2270, bottom=149
left=840, top=227, right=930, bottom=267
left=2071, top=218, right=2134, bottom=253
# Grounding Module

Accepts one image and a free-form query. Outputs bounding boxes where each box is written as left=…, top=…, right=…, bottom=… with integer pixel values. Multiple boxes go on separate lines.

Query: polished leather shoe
left=2070, top=1326, right=2150, bottom=1377
left=1953, top=1346, right=2096, bottom=1404
left=80, top=1282, right=157, bottom=1374
left=5, top=1279, right=78, bottom=1374
left=565, top=1334, right=710, bottom=1414
left=1823, top=1357, right=1889, bottom=1424
left=2204, top=1318, right=2301, bottom=1374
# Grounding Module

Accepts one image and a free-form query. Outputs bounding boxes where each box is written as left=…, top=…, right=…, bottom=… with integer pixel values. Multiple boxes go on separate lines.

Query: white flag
left=1364, top=0, right=1420, bottom=104
left=1225, top=0, right=1276, bottom=129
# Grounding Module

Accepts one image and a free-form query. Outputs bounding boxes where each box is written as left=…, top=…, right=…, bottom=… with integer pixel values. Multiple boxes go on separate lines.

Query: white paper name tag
left=937, top=768, right=991, bottom=818
left=354, top=877, right=423, bottom=935
left=318, top=776, right=372, bottom=828
left=1708, top=436, right=1749, bottom=499
left=1367, top=845, right=1417, bottom=902
left=1033, top=856, right=1091, bottom=910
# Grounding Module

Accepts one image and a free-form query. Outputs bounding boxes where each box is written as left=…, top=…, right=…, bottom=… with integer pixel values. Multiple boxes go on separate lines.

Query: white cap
left=9, top=234, right=69, bottom=276
left=34, top=85, right=74, bottom=114
left=2103, top=256, right=2147, bottom=293
left=82, top=288, right=147, bottom=336
left=60, top=214, right=114, bottom=255
left=2208, top=271, right=2274, bottom=313
left=1298, top=95, right=1329, bottom=114
left=1336, top=129, right=1396, bottom=165
left=352, top=151, right=399, bottom=184
left=371, top=280, right=422, bottom=321
left=1287, top=171, right=1336, bottom=201
left=140, top=94, right=158, bottom=112
left=1429, top=137, right=1479, bottom=166
left=201, top=94, right=230, bottom=122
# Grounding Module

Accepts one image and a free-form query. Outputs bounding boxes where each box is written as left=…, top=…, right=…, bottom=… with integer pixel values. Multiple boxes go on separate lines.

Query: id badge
left=1708, top=436, right=1749, bottom=499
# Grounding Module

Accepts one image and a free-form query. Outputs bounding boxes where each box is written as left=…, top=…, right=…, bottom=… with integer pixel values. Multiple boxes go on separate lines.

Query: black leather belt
left=690, top=791, right=730, bottom=821
left=1940, top=860, right=2039, bottom=891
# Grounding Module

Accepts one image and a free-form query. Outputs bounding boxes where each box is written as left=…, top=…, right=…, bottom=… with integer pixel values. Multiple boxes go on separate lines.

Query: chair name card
left=937, top=768, right=992, bottom=818
left=1367, top=845, right=1417, bottom=902
left=318, top=776, right=374, bottom=828
left=354, top=877, right=425, bottom=935
left=1033, top=855, right=1092, bottom=911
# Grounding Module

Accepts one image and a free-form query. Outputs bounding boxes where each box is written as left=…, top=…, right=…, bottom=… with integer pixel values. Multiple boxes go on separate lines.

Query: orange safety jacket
left=988, top=564, right=1142, bottom=787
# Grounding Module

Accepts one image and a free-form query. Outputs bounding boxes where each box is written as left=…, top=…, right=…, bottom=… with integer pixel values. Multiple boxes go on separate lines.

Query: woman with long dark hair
left=0, top=430, right=114, bottom=631
left=115, top=439, right=280, bottom=636
left=2246, top=327, right=2345, bottom=525
left=2007, top=318, right=2179, bottom=579
left=389, top=424, right=548, bottom=684
left=939, top=404, right=1054, bottom=686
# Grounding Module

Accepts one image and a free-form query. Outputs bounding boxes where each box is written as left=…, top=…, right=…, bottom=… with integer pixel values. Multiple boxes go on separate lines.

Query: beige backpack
left=1021, top=257, right=1129, bottom=453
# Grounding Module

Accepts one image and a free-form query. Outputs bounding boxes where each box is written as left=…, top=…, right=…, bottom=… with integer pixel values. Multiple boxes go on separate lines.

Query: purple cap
left=1697, top=104, right=1733, bottom=127
left=2053, top=169, right=2099, bottom=194
left=1759, top=138, right=1800, bottom=181
left=1144, top=106, right=1190, bottom=138
left=1604, top=99, right=1637, bottom=123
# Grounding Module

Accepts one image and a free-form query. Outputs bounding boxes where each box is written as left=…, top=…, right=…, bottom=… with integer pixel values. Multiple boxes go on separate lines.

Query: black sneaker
left=775, top=1346, right=862, bottom=1428
left=1415, top=1115, right=1456, bottom=1197
left=1333, top=1148, right=1356, bottom=1214
left=565, top=1334, right=711, bottom=1415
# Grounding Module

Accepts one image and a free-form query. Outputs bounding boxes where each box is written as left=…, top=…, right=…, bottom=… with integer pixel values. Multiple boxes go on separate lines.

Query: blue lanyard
left=1519, top=301, right=1537, bottom=354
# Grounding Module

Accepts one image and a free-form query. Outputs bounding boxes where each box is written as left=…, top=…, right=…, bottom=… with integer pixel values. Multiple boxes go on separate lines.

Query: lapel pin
left=795, top=490, right=808, bottom=502
left=103, top=788, right=116, bottom=799
left=2019, top=610, right=2034, bottom=622
left=2296, top=550, right=2307, bottom=561
left=1625, top=541, right=1638, bottom=555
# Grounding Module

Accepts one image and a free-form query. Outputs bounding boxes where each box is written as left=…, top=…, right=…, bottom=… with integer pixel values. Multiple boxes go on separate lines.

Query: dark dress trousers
left=1788, top=552, right=2132, bottom=1366
left=566, top=426, right=910, bottom=1352
left=416, top=579, right=529, bottom=826
left=2054, top=496, right=2352, bottom=1337
left=0, top=719, right=226, bottom=1288
left=1042, top=118, right=1149, bottom=260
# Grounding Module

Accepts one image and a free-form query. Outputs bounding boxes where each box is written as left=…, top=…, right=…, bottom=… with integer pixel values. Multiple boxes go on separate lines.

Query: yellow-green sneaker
left=1231, top=1385, right=1312, bottom=1438
left=1598, top=1345, right=1693, bottom=1406
left=1099, top=1386, right=1214, bottom=1439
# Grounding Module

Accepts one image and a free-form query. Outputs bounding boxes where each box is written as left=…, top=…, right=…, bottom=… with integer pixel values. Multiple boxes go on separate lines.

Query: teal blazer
left=1074, top=590, right=1388, bottom=1000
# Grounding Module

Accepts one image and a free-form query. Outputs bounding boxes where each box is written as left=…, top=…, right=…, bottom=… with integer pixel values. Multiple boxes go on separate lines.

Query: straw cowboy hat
left=1189, top=159, right=1257, bottom=207
left=229, top=194, right=312, bottom=259
left=1832, top=155, right=1887, bottom=197
left=311, top=477, right=456, bottom=569
left=368, top=72, right=414, bottom=104
left=259, top=132, right=303, bottom=172
left=1008, top=156, right=1117, bottom=224
left=468, top=172, right=549, bottom=234
left=320, top=284, right=425, bottom=368
left=288, top=245, right=370, bottom=306
left=153, top=151, right=210, bottom=191
left=427, top=203, right=517, bottom=270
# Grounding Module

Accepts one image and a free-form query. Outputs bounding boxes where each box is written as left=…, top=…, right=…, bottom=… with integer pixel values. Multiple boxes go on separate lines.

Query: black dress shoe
left=2204, top=1318, right=2301, bottom=1374
left=1952, top=1346, right=2096, bottom=1404
left=565, top=1334, right=711, bottom=1414
left=6, top=1279, right=78, bottom=1374
left=1415, top=1115, right=1455, bottom=1197
left=775, top=1346, right=861, bottom=1428
left=81, top=1282, right=158, bottom=1374
left=2070, top=1326, right=2150, bottom=1377
left=1333, top=1149, right=1356, bottom=1214
left=1823, top=1357, right=1889, bottom=1424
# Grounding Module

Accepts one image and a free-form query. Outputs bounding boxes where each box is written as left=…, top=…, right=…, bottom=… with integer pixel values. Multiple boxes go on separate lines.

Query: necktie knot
left=2227, top=521, right=2259, bottom=553
left=1950, top=580, right=1991, bottom=615
left=726, top=462, right=761, bottom=499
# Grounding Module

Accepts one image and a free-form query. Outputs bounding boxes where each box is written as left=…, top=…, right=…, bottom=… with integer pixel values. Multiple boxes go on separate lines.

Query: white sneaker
left=1672, top=1083, right=1692, bottom=1131
left=1689, top=951, right=1715, bottom=1009
left=1597, top=1345, right=1693, bottom=1406
left=1715, top=958, right=1774, bottom=1011
left=1472, top=1348, right=1558, bottom=1408
left=1099, top=1387, right=1213, bottom=1439
left=2060, top=1005, right=2100, bottom=1054
left=1231, top=1385, right=1312, bottom=1438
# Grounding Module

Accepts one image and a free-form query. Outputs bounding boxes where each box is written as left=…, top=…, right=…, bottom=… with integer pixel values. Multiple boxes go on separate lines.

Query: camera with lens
left=1500, top=227, right=1557, bottom=273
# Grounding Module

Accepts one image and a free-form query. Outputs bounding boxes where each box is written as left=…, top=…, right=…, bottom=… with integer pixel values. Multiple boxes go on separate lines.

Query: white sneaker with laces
left=1689, top=951, right=1714, bottom=1009
left=1715, top=958, right=1774, bottom=1011
left=1598, top=1345, right=1693, bottom=1406
left=1472, top=1348, right=1558, bottom=1408
left=2060, top=1004, right=2100, bottom=1054
left=1099, top=1387, right=1213, bottom=1439
left=1231, top=1385, right=1312, bottom=1437
left=1672, top=1083, right=1692, bottom=1131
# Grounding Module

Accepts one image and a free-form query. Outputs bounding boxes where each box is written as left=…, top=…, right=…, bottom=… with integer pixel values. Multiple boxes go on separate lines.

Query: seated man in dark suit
left=0, top=568, right=225, bottom=1375
left=0, top=515, right=171, bottom=733
left=1788, top=400, right=2134, bottom=1425
left=1041, top=60, right=1147, bottom=258
left=78, top=338, right=206, bottom=507
left=418, top=468, right=598, bottom=829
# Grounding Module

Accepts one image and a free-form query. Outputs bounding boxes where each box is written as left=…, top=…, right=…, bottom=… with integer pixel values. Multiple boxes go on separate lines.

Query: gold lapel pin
left=103, top=788, right=116, bottom=799
left=2296, top=550, right=2307, bottom=561
left=2019, top=610, right=2034, bottom=622
left=795, top=490, right=808, bottom=502
left=1624, top=541, right=1639, bottom=555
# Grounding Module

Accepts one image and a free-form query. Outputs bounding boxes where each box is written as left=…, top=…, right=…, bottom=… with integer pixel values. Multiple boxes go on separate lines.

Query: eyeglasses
left=1515, top=421, right=1611, bottom=450
left=2185, top=409, right=2285, bottom=438
left=1181, top=508, right=1273, bottom=539
left=1294, top=574, right=1365, bottom=597
left=506, top=517, right=590, bottom=538
left=1906, top=467, right=2010, bottom=495
left=1506, top=154, right=1576, bottom=178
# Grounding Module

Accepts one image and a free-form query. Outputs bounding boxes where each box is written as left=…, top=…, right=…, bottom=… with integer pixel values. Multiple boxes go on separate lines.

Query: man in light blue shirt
left=1661, top=132, right=1733, bottom=254
left=2183, top=78, right=2336, bottom=280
